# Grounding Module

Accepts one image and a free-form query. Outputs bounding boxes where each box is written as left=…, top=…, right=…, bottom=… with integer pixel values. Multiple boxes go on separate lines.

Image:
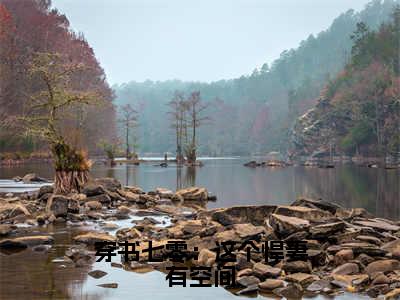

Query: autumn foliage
left=0, top=0, right=116, bottom=156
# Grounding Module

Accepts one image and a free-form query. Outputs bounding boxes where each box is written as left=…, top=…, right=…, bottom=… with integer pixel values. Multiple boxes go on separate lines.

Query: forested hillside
left=114, top=0, right=398, bottom=156
left=291, top=8, right=399, bottom=159
left=0, top=0, right=116, bottom=158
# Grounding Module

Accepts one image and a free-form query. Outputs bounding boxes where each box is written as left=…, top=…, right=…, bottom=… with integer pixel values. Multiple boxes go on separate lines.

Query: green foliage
left=98, top=139, right=120, bottom=160
left=340, top=121, right=373, bottom=152
left=293, top=6, right=400, bottom=158
left=52, top=142, right=90, bottom=171
left=114, top=0, right=399, bottom=155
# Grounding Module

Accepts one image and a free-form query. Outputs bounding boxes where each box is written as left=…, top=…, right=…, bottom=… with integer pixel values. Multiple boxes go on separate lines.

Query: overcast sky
left=52, top=0, right=372, bottom=85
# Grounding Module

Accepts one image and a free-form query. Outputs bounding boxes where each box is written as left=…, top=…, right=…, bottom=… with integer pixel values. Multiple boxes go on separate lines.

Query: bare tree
left=15, top=52, right=101, bottom=194
left=167, top=91, right=187, bottom=164
left=119, top=104, right=137, bottom=159
left=185, top=91, right=209, bottom=163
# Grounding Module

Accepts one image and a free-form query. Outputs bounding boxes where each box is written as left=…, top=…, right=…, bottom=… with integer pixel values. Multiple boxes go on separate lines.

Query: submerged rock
left=97, top=283, right=118, bottom=288
left=88, top=270, right=108, bottom=279
left=0, top=235, right=54, bottom=248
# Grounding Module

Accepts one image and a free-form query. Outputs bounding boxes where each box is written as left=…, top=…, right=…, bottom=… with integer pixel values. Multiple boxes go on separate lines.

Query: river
left=0, top=158, right=398, bottom=299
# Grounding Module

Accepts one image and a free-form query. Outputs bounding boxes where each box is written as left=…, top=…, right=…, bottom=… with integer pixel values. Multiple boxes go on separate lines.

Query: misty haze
left=0, top=1, right=399, bottom=300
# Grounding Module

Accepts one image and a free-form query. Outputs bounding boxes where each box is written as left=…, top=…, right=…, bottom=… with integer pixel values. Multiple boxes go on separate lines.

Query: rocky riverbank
left=1, top=177, right=400, bottom=298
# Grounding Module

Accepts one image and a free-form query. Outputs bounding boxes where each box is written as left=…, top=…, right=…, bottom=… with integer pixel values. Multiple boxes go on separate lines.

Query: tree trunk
left=54, top=170, right=89, bottom=194
left=126, top=122, right=130, bottom=159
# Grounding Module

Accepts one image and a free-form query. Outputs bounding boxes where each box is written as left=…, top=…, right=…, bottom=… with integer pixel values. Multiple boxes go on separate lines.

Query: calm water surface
left=0, top=158, right=398, bottom=299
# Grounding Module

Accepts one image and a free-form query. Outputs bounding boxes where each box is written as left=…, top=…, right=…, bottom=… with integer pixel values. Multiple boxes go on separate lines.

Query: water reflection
left=0, top=159, right=398, bottom=219
left=0, top=159, right=397, bottom=299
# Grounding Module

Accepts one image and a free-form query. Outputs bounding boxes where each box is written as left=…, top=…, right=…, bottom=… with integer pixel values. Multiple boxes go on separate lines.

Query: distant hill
left=114, top=0, right=399, bottom=155
left=291, top=6, right=400, bottom=159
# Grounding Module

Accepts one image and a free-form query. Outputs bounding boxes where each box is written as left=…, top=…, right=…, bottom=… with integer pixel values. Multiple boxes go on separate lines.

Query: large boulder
left=285, top=273, right=320, bottom=286
left=38, top=185, right=54, bottom=198
left=155, top=188, right=174, bottom=199
left=253, top=262, right=282, bottom=279
left=207, top=205, right=276, bottom=226
left=309, top=221, right=346, bottom=238
left=232, top=223, right=265, bottom=240
left=291, top=197, right=342, bottom=214
left=117, top=190, right=140, bottom=202
left=274, top=205, right=332, bottom=221
left=258, top=279, right=285, bottom=290
left=0, top=203, right=30, bottom=221
left=85, top=201, right=102, bottom=210
left=94, top=178, right=121, bottom=192
left=46, top=195, right=69, bottom=217
left=73, top=232, right=116, bottom=245
left=176, top=187, right=208, bottom=201
left=365, top=259, right=400, bottom=275
left=269, top=213, right=310, bottom=236
left=273, top=283, right=303, bottom=299
left=86, top=194, right=111, bottom=204
left=352, top=219, right=400, bottom=232
left=82, top=183, right=106, bottom=197
left=282, top=261, right=312, bottom=274
left=331, top=263, right=360, bottom=275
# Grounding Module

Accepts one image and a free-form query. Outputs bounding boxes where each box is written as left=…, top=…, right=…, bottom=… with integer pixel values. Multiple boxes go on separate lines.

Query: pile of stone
left=108, top=197, right=400, bottom=299
left=2, top=176, right=400, bottom=298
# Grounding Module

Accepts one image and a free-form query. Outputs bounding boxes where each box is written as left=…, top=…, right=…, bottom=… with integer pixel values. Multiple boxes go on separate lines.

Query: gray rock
left=82, top=183, right=106, bottom=197
left=282, top=261, right=312, bottom=274
left=331, top=262, right=360, bottom=275
left=306, top=279, right=332, bottom=293
left=273, top=283, right=303, bottom=299
left=310, top=221, right=346, bottom=237
left=22, top=173, right=48, bottom=183
left=207, top=205, right=276, bottom=226
left=86, top=194, right=111, bottom=204
left=236, top=284, right=259, bottom=295
left=46, top=195, right=69, bottom=217
left=38, top=185, right=54, bottom=198
left=237, top=275, right=261, bottom=287
left=269, top=213, right=310, bottom=236
left=291, top=197, right=342, bottom=214
left=94, top=178, right=121, bottom=192
left=253, top=262, right=281, bottom=279
left=258, top=279, right=285, bottom=290
left=365, top=259, right=400, bottom=275
left=274, top=205, right=333, bottom=221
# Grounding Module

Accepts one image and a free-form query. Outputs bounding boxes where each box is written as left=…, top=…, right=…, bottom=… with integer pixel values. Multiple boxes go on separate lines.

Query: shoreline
left=1, top=177, right=400, bottom=298
left=1, top=155, right=399, bottom=167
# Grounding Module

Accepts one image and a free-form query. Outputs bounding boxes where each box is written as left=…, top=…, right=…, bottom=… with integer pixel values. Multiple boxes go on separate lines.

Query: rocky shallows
left=1, top=177, right=400, bottom=299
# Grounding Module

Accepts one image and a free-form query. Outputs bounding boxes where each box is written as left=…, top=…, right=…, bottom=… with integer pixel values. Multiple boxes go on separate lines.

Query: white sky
left=52, top=0, right=372, bottom=85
